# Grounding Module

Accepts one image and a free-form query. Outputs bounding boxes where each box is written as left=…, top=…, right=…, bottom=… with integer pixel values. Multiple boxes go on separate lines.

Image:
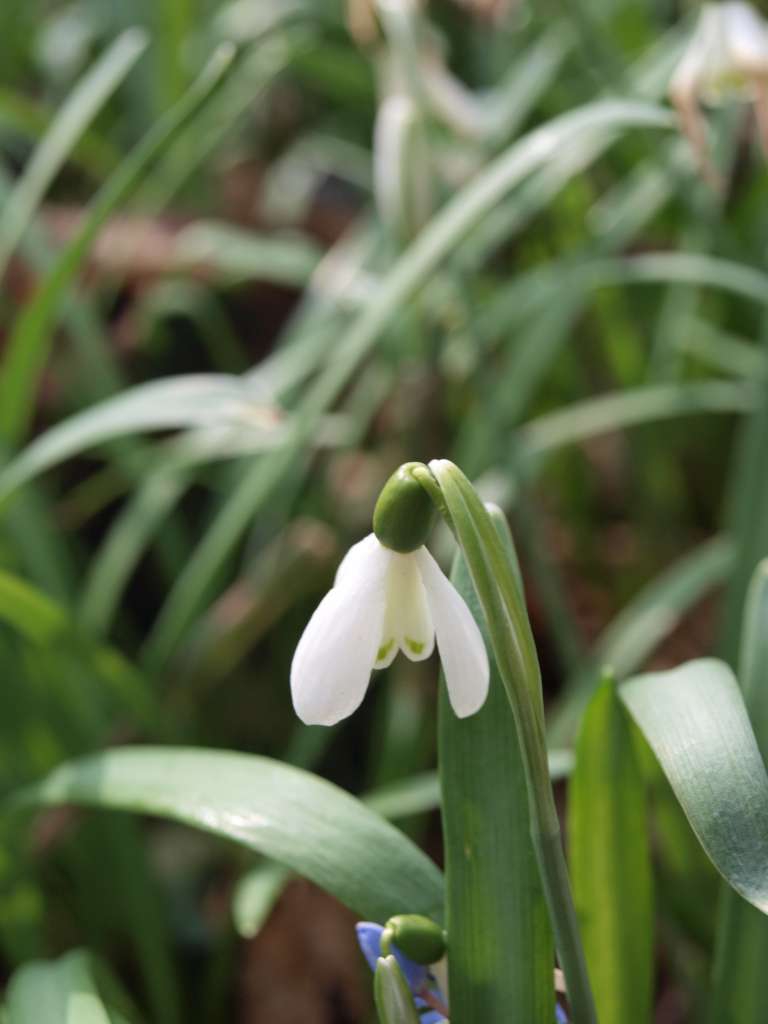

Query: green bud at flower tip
left=373, top=463, right=434, bottom=553
left=382, top=914, right=447, bottom=965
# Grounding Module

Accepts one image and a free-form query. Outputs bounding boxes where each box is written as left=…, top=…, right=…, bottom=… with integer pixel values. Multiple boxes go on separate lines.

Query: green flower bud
left=373, top=463, right=434, bottom=553
left=373, top=955, right=421, bottom=1024
left=381, top=914, right=447, bottom=965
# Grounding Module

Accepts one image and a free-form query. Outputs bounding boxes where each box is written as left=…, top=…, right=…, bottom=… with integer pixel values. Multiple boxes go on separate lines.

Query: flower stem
left=419, top=461, right=597, bottom=1024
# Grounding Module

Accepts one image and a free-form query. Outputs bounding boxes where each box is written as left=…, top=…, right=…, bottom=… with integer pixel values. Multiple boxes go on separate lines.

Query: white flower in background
left=291, top=533, right=489, bottom=725
left=669, top=2, right=768, bottom=180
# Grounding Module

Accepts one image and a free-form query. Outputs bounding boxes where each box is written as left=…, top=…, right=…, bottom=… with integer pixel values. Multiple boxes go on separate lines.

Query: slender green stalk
left=422, top=461, right=597, bottom=1024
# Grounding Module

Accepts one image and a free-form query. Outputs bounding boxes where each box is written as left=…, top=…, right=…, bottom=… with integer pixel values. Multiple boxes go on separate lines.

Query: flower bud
left=381, top=914, right=447, bottom=965
left=373, top=955, right=421, bottom=1024
left=373, top=463, right=434, bottom=553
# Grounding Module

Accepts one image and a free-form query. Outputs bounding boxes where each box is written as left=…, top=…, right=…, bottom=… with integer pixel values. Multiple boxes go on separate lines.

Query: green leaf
left=0, top=29, right=148, bottom=280
left=0, top=374, right=280, bottom=502
left=13, top=746, right=444, bottom=923
left=520, top=382, right=754, bottom=470
left=0, top=569, right=154, bottom=725
left=4, top=949, right=142, bottom=1023
left=174, top=221, right=321, bottom=286
left=549, top=535, right=734, bottom=745
left=438, top=512, right=553, bottom=1023
left=428, top=463, right=596, bottom=1024
left=0, top=44, right=236, bottom=445
left=232, top=862, right=290, bottom=939
left=620, top=659, right=768, bottom=914
left=569, top=675, right=653, bottom=1024
left=145, top=98, right=672, bottom=670
left=710, top=562, right=768, bottom=1023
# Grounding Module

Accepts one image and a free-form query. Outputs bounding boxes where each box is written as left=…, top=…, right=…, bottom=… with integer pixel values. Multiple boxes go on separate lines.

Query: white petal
left=415, top=548, right=489, bottom=717
left=670, top=6, right=722, bottom=101
left=725, top=2, right=768, bottom=73
left=385, top=552, right=435, bottom=662
left=375, top=592, right=399, bottom=669
left=291, top=541, right=390, bottom=725
left=335, top=532, right=382, bottom=586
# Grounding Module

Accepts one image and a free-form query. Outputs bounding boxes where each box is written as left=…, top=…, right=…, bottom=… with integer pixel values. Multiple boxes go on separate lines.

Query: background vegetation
left=0, top=0, right=766, bottom=1020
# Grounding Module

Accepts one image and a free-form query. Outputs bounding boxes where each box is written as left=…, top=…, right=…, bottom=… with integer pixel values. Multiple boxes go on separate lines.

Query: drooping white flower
left=669, top=2, right=768, bottom=180
left=290, top=533, right=489, bottom=725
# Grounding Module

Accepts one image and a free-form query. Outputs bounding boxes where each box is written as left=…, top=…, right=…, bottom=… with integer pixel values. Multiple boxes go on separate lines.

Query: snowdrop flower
left=291, top=532, right=489, bottom=725
left=669, top=2, right=768, bottom=180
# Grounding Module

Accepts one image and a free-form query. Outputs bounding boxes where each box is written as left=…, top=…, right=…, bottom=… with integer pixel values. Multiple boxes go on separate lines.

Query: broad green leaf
left=4, top=949, right=142, bottom=1024
left=438, top=512, right=553, bottom=1023
left=710, top=562, right=768, bottom=1023
left=569, top=675, right=653, bottom=1024
left=13, top=746, right=444, bottom=923
left=620, top=659, right=768, bottom=914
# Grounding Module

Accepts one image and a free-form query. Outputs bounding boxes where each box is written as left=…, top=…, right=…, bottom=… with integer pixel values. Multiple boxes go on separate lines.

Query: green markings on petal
left=405, top=638, right=425, bottom=655
left=377, top=639, right=395, bottom=663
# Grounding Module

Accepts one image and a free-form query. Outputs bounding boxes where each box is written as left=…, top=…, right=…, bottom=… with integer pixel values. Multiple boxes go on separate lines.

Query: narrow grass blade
left=4, top=949, right=142, bottom=1023
left=519, top=382, right=754, bottom=469
left=710, top=562, right=768, bottom=1022
left=145, top=99, right=671, bottom=669
left=174, top=221, right=321, bottom=286
left=154, top=0, right=193, bottom=109
left=232, top=862, right=290, bottom=939
left=620, top=659, right=768, bottom=913
left=721, top=317, right=768, bottom=662
left=569, top=674, right=653, bottom=1024
left=0, top=44, right=236, bottom=445
left=0, top=569, right=154, bottom=724
left=12, top=746, right=444, bottom=923
left=549, top=535, right=734, bottom=745
left=438, top=513, right=553, bottom=1022
left=0, top=29, right=147, bottom=279
left=0, top=87, right=119, bottom=179
left=0, top=373, right=279, bottom=502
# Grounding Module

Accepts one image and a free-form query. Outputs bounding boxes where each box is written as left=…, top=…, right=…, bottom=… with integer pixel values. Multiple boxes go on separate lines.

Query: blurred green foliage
left=1, top=0, right=768, bottom=1020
